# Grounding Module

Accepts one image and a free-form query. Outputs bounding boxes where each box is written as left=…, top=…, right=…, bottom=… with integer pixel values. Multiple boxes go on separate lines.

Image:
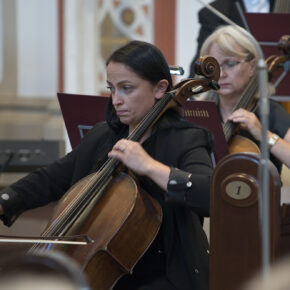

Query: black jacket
left=0, top=111, right=214, bottom=290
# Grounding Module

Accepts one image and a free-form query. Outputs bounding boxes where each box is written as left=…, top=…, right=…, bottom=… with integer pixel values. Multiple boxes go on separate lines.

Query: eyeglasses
left=219, top=59, right=249, bottom=71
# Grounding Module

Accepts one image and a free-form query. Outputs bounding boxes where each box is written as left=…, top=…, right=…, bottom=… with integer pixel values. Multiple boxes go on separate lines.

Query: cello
left=17, top=57, right=220, bottom=289
left=265, top=35, right=290, bottom=86
left=222, top=73, right=261, bottom=154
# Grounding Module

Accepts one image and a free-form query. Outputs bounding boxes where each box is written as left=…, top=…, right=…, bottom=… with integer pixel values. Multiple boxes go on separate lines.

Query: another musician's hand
left=228, top=108, right=262, bottom=141
left=108, top=139, right=155, bottom=176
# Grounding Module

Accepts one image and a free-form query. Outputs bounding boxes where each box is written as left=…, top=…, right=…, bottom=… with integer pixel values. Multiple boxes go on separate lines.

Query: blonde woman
left=199, top=25, right=290, bottom=173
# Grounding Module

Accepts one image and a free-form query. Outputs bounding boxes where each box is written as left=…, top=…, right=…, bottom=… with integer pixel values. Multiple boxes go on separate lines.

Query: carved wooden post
left=209, top=153, right=281, bottom=290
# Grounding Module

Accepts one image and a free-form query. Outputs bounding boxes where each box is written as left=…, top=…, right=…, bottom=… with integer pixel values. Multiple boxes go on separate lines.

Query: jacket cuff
left=0, top=188, right=24, bottom=226
left=165, top=167, right=192, bottom=203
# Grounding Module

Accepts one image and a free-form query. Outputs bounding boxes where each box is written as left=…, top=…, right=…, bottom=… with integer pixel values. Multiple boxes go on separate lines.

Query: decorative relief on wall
left=64, top=0, right=153, bottom=95
left=95, top=0, right=153, bottom=92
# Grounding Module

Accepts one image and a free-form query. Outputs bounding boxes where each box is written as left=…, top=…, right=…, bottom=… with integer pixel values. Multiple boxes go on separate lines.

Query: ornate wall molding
left=64, top=0, right=153, bottom=94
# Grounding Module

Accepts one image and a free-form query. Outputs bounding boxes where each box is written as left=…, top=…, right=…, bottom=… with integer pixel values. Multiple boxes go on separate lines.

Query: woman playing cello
left=0, top=41, right=214, bottom=290
left=198, top=25, right=290, bottom=173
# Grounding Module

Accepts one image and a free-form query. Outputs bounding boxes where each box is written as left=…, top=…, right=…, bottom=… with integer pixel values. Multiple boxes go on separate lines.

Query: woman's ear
left=248, top=58, right=256, bottom=77
left=155, top=79, right=169, bottom=100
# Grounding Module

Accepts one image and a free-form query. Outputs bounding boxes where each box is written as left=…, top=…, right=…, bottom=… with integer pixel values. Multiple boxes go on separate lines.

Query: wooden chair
left=209, top=152, right=282, bottom=290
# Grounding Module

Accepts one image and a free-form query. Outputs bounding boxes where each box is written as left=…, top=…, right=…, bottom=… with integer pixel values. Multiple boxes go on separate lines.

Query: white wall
left=16, top=0, right=58, bottom=98
left=176, top=0, right=211, bottom=80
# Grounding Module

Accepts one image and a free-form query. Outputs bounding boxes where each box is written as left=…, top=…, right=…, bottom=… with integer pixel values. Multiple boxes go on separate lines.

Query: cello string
left=223, top=74, right=258, bottom=141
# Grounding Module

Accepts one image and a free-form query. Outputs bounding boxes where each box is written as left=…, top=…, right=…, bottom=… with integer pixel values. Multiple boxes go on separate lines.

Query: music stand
left=184, top=100, right=229, bottom=164
left=57, top=93, right=109, bottom=149
left=245, top=13, right=290, bottom=101
left=57, top=93, right=228, bottom=164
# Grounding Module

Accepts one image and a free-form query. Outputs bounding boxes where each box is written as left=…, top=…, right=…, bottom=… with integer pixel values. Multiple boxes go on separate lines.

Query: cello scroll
left=194, top=55, right=220, bottom=82
left=266, top=35, right=290, bottom=82
left=171, top=55, right=220, bottom=107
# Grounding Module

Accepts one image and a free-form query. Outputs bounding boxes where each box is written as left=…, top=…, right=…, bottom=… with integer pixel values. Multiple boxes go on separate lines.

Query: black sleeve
left=268, top=100, right=290, bottom=138
left=0, top=121, right=111, bottom=227
left=164, top=128, right=213, bottom=217
left=0, top=148, right=79, bottom=226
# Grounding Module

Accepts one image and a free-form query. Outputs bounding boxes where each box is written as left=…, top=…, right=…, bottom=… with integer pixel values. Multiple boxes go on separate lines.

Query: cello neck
left=127, top=92, right=177, bottom=142
left=223, top=74, right=258, bottom=142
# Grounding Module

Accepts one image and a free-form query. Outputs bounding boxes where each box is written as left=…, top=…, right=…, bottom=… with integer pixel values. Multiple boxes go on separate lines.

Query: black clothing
left=0, top=111, right=214, bottom=290
left=189, top=0, right=275, bottom=77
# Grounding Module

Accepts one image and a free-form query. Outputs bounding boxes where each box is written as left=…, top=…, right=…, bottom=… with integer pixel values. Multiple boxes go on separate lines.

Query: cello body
left=43, top=172, right=162, bottom=290
left=228, top=135, right=260, bottom=154
left=221, top=73, right=262, bottom=155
